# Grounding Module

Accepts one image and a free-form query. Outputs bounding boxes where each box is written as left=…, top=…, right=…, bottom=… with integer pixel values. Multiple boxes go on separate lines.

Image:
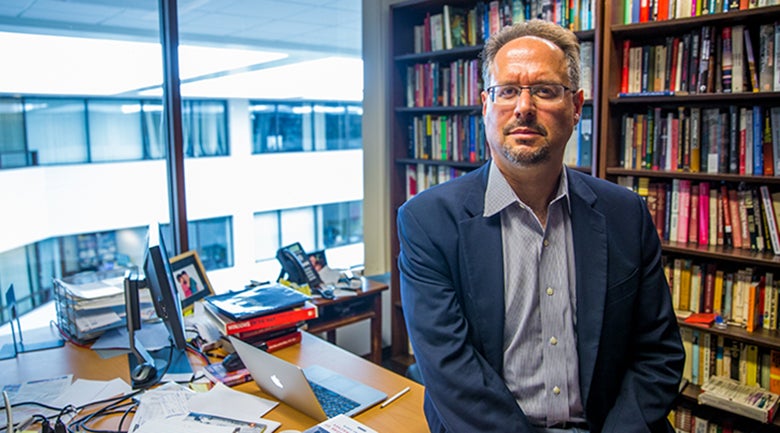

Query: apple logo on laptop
left=271, top=374, right=284, bottom=389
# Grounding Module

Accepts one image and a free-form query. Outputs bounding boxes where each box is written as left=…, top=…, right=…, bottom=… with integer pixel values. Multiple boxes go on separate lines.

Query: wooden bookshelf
left=600, top=2, right=780, bottom=430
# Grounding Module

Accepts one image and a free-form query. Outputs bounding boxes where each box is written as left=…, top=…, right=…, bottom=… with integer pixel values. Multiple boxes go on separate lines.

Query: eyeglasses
left=486, top=83, right=575, bottom=106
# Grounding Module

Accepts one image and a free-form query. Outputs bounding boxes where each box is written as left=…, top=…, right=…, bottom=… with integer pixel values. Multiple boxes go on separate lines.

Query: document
left=130, top=382, right=280, bottom=433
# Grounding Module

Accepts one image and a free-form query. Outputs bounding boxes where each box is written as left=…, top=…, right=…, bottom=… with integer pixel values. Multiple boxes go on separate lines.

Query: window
left=88, top=100, right=145, bottom=162
left=162, top=217, right=234, bottom=271
left=182, top=100, right=229, bottom=157
left=250, top=102, right=311, bottom=153
left=26, top=98, right=89, bottom=165
left=0, top=98, right=28, bottom=168
left=0, top=2, right=363, bottom=327
left=254, top=200, right=363, bottom=262
left=250, top=101, right=362, bottom=154
left=321, top=201, right=363, bottom=248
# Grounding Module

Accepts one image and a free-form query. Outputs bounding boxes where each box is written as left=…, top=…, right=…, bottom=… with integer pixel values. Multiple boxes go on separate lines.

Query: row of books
left=407, top=114, right=487, bottom=163
left=619, top=105, right=780, bottom=175
left=680, top=327, right=780, bottom=396
left=200, top=283, right=319, bottom=387
left=667, top=258, right=777, bottom=331
left=623, top=0, right=780, bottom=25
left=414, top=0, right=595, bottom=54
left=404, top=59, right=482, bottom=108
left=620, top=24, right=780, bottom=97
left=404, top=41, right=593, bottom=108
left=624, top=177, right=780, bottom=254
left=672, top=404, right=741, bottom=432
left=405, top=164, right=469, bottom=200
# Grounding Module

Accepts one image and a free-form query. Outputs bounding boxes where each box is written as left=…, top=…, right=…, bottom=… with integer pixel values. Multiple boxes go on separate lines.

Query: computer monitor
left=125, top=224, right=192, bottom=388
left=143, top=225, right=187, bottom=350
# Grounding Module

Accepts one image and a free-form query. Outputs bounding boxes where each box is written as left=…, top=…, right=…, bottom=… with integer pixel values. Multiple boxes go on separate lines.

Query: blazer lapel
left=568, top=170, right=608, bottom=408
left=460, top=165, right=506, bottom=371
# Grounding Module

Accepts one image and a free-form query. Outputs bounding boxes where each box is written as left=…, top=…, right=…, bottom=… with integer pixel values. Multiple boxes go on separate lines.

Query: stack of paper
left=53, top=270, right=154, bottom=343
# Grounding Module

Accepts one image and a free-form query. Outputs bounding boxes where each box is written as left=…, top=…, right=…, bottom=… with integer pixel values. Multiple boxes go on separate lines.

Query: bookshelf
left=599, top=2, right=780, bottom=430
left=387, top=0, right=602, bottom=372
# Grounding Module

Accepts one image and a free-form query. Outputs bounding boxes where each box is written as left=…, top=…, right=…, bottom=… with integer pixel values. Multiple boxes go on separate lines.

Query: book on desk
left=198, top=283, right=318, bottom=384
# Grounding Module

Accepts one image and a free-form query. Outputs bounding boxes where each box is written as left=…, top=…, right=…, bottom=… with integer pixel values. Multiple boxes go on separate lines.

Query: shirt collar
left=484, top=160, right=571, bottom=217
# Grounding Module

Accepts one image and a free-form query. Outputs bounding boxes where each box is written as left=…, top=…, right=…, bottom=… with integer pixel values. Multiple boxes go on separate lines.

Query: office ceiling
left=0, top=0, right=361, bottom=55
left=0, top=0, right=363, bottom=99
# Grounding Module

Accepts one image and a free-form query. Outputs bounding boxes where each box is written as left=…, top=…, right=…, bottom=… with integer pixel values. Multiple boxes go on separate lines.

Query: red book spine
left=621, top=40, right=631, bottom=94
left=225, top=306, right=316, bottom=334
left=703, top=264, right=717, bottom=314
left=698, top=182, right=711, bottom=245
left=262, top=330, right=303, bottom=352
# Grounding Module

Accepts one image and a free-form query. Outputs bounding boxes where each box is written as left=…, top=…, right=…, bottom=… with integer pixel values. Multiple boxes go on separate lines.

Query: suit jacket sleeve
left=398, top=199, right=535, bottom=432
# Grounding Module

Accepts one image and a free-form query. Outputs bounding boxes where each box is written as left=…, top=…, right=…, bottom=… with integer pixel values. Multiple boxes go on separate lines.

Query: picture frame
left=169, top=250, right=214, bottom=313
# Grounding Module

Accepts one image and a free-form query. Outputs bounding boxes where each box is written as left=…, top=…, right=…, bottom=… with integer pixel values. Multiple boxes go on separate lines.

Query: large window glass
left=26, top=98, right=89, bottom=165
left=0, top=98, right=27, bottom=168
left=253, top=200, right=364, bottom=263
left=88, top=100, right=145, bottom=162
left=252, top=101, right=362, bottom=154
left=182, top=100, right=229, bottom=157
left=0, top=1, right=363, bottom=325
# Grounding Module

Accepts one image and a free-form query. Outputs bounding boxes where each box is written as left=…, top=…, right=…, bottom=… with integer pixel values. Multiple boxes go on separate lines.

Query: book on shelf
left=759, top=23, right=775, bottom=92
left=204, top=300, right=317, bottom=336
left=698, top=375, right=780, bottom=423
left=745, top=27, right=760, bottom=92
left=204, top=283, right=310, bottom=321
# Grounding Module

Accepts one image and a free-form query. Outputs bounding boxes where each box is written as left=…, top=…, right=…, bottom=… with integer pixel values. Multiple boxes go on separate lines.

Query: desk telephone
left=276, top=242, right=335, bottom=299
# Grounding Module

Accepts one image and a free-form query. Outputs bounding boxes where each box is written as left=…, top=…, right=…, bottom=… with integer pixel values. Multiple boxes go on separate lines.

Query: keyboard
left=308, top=380, right=360, bottom=418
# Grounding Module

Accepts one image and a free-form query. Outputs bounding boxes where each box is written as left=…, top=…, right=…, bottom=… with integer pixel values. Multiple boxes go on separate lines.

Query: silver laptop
left=229, top=336, right=387, bottom=421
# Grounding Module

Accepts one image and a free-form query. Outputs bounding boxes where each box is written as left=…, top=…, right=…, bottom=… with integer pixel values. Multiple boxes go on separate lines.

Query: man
left=397, top=20, right=684, bottom=433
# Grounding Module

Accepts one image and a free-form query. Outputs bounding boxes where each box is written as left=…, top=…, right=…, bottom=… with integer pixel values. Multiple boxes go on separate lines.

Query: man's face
left=481, top=36, right=583, bottom=171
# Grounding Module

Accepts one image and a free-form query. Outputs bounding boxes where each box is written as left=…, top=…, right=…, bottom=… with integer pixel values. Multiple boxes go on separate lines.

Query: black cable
left=67, top=393, right=139, bottom=433
left=116, top=405, right=136, bottom=433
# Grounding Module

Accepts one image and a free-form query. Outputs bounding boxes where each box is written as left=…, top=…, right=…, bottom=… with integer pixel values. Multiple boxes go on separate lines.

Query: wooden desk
left=0, top=332, right=427, bottom=432
left=306, top=278, right=387, bottom=364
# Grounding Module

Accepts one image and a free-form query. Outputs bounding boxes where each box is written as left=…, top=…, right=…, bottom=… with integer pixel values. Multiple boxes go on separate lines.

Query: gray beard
left=502, top=139, right=551, bottom=166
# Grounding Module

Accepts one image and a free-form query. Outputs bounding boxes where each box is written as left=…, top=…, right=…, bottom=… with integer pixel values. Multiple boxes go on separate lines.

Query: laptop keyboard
left=308, top=380, right=360, bottom=418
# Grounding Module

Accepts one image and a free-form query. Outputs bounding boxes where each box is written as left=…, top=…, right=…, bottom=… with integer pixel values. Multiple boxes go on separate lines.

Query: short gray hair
left=480, top=19, right=581, bottom=90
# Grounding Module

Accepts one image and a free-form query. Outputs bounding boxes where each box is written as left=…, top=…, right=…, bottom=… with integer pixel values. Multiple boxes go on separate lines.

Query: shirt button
left=546, top=287, right=554, bottom=296
left=543, top=239, right=550, bottom=247
left=550, top=336, right=558, bottom=345
left=553, top=386, right=561, bottom=395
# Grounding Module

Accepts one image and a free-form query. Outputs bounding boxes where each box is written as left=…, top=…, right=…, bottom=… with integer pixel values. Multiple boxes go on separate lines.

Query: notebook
left=229, top=336, right=387, bottom=421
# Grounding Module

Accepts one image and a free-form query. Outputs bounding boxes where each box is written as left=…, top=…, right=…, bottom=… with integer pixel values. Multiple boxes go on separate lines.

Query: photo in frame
left=169, top=250, right=214, bottom=312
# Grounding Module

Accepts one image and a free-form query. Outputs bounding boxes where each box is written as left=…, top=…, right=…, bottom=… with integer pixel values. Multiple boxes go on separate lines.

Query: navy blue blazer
left=398, top=163, right=684, bottom=433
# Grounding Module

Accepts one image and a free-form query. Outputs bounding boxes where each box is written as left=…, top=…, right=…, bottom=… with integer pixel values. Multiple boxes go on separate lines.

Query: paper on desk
left=129, top=382, right=195, bottom=432
left=132, top=417, right=235, bottom=433
left=188, top=382, right=278, bottom=421
left=130, top=382, right=280, bottom=433
left=53, top=377, right=132, bottom=408
left=133, top=413, right=270, bottom=433
left=0, top=375, right=73, bottom=428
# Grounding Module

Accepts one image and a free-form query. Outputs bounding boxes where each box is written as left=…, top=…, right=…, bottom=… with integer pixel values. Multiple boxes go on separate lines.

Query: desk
left=0, top=332, right=428, bottom=432
left=306, top=278, right=387, bottom=364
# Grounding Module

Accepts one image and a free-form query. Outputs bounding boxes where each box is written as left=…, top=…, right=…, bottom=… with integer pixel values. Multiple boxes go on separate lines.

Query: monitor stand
left=127, top=345, right=192, bottom=388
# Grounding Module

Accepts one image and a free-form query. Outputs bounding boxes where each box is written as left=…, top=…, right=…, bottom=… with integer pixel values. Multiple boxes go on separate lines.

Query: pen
left=381, top=386, right=411, bottom=408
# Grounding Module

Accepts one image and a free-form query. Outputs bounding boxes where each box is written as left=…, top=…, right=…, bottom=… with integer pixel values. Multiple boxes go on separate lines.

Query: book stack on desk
left=202, top=283, right=317, bottom=354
